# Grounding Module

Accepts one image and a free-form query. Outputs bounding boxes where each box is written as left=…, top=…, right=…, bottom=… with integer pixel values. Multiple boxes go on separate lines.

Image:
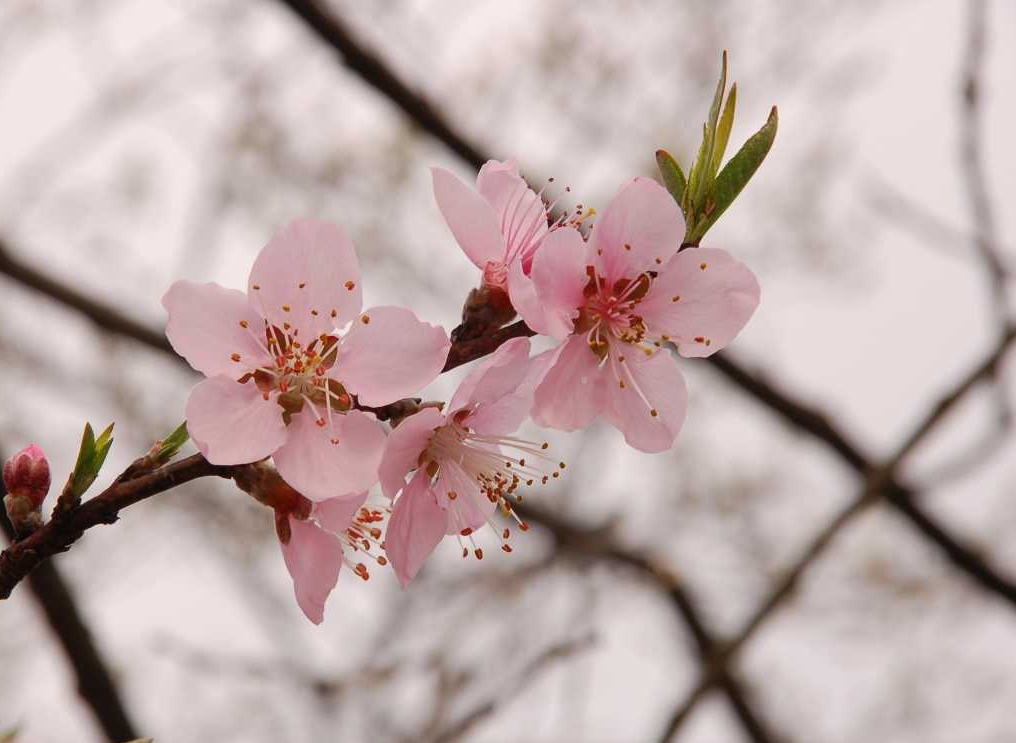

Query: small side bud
left=3, top=445, right=51, bottom=536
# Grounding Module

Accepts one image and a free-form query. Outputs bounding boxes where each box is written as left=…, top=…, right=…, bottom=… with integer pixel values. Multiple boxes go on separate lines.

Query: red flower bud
left=3, top=444, right=50, bottom=508
left=4, top=444, right=50, bottom=536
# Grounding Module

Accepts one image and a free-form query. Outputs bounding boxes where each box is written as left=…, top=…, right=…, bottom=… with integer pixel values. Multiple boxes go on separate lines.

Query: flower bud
left=3, top=444, right=50, bottom=536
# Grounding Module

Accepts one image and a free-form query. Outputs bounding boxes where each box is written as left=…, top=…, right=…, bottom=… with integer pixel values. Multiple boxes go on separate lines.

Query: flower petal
left=466, top=343, right=556, bottom=435
left=476, top=162, right=548, bottom=264
left=385, top=470, right=448, bottom=588
left=313, top=492, right=368, bottom=534
left=163, top=281, right=272, bottom=378
left=334, top=306, right=450, bottom=407
left=280, top=516, right=344, bottom=624
left=532, top=336, right=608, bottom=431
left=432, top=167, right=506, bottom=269
left=185, top=377, right=287, bottom=465
left=522, top=226, right=588, bottom=340
left=435, top=460, right=492, bottom=534
left=639, top=247, right=760, bottom=358
left=379, top=406, right=446, bottom=501
left=449, top=337, right=531, bottom=414
left=273, top=409, right=385, bottom=501
left=603, top=349, right=687, bottom=453
left=590, top=177, right=685, bottom=283
left=247, top=219, right=363, bottom=338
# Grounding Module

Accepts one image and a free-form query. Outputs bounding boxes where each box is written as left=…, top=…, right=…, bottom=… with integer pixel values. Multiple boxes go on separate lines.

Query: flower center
left=576, top=270, right=653, bottom=360
left=237, top=320, right=352, bottom=427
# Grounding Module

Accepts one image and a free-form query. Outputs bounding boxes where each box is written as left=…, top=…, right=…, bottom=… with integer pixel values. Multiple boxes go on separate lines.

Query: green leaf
left=710, top=82, right=737, bottom=178
left=691, top=51, right=728, bottom=211
left=692, top=105, right=778, bottom=242
left=69, top=421, right=115, bottom=498
left=685, top=122, right=710, bottom=214
left=655, top=149, right=687, bottom=204
left=155, top=421, right=190, bottom=464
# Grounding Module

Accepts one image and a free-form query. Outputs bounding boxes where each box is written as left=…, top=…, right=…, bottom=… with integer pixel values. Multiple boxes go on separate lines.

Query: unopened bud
left=3, top=444, right=50, bottom=536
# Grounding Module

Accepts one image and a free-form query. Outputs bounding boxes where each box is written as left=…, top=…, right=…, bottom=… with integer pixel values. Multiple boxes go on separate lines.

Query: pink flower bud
left=3, top=444, right=50, bottom=507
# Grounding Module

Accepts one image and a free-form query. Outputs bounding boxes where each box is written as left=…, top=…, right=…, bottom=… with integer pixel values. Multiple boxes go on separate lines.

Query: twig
left=2, top=473, right=139, bottom=742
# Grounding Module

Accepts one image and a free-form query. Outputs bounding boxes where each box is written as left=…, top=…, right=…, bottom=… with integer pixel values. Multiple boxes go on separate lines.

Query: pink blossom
left=164, top=219, right=450, bottom=500
left=432, top=160, right=551, bottom=290
left=379, top=338, right=561, bottom=586
left=278, top=492, right=388, bottom=624
left=514, top=177, right=761, bottom=453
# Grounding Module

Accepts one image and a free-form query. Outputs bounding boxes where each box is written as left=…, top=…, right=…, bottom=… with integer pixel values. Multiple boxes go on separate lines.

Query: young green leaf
left=655, top=149, right=687, bottom=205
left=710, top=82, right=737, bottom=178
left=69, top=421, right=115, bottom=498
left=155, top=421, right=190, bottom=464
left=692, top=105, right=778, bottom=241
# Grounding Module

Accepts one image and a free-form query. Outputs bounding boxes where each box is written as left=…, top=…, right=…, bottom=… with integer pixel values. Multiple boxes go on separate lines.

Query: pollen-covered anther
left=650, top=409, right=659, bottom=417
left=700, top=262, right=708, bottom=270
left=239, top=319, right=249, bottom=328
left=344, top=280, right=355, bottom=291
left=672, top=295, right=681, bottom=303
left=474, top=548, right=484, bottom=560
left=298, top=282, right=306, bottom=289
left=329, top=437, right=339, bottom=445
left=361, top=314, right=371, bottom=324
left=282, top=304, right=291, bottom=312
left=230, top=353, right=242, bottom=362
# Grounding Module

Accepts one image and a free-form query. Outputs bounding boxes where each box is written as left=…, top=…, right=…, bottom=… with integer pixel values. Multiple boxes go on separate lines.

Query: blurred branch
left=428, top=632, right=596, bottom=743
left=1, top=461, right=139, bottom=743
left=658, top=326, right=1016, bottom=741
left=960, top=0, right=1009, bottom=328
left=275, top=0, right=486, bottom=170
left=518, top=502, right=788, bottom=743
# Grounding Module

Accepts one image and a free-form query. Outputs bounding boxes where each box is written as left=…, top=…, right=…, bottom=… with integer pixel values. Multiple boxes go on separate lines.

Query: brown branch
left=1, top=473, right=139, bottom=742
left=0, top=454, right=236, bottom=599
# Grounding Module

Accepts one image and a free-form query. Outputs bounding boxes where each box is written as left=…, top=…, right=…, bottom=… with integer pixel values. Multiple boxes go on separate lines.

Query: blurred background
left=1, top=0, right=1016, bottom=741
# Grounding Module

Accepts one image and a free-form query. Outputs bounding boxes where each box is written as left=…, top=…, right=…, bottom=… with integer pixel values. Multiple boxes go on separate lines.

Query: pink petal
left=532, top=336, right=608, bottom=431
left=432, top=167, right=506, bottom=269
left=334, top=306, right=450, bottom=407
left=435, top=460, right=493, bottom=534
left=639, top=248, right=761, bottom=358
left=448, top=337, right=531, bottom=414
left=247, top=219, right=363, bottom=339
left=466, top=341, right=557, bottom=435
left=590, top=177, right=685, bottom=284
left=163, top=281, right=272, bottom=378
left=280, top=516, right=344, bottom=624
left=378, top=406, right=446, bottom=501
left=476, top=162, right=548, bottom=263
left=603, top=349, right=688, bottom=453
left=385, top=470, right=449, bottom=588
left=185, top=377, right=287, bottom=465
left=522, top=226, right=588, bottom=339
left=314, top=491, right=368, bottom=534
left=273, top=409, right=385, bottom=501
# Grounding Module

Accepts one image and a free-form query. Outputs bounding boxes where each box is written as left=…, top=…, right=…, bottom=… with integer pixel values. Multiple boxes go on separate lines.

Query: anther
left=282, top=304, right=291, bottom=312
left=700, top=262, right=708, bottom=270
left=361, top=314, right=371, bottom=324
left=239, top=320, right=249, bottom=328
left=672, top=295, right=681, bottom=302
left=344, top=280, right=355, bottom=291
left=298, top=282, right=306, bottom=289
left=230, top=353, right=241, bottom=362
left=650, top=409, right=659, bottom=417
left=474, top=548, right=484, bottom=560
left=502, top=544, right=513, bottom=553
left=460, top=528, right=473, bottom=536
